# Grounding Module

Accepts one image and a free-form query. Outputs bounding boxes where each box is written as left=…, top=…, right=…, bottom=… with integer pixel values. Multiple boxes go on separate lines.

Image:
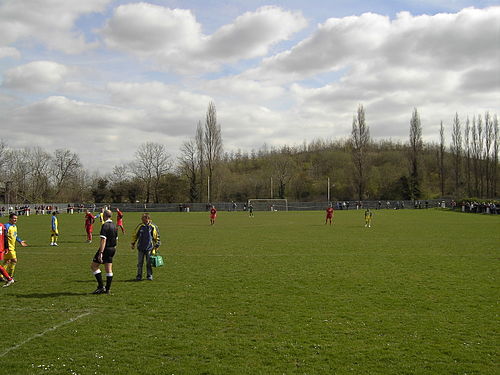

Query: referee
left=90, top=209, right=118, bottom=294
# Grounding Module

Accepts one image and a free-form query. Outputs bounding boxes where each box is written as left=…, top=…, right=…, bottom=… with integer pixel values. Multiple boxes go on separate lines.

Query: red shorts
left=210, top=215, right=216, bottom=219
left=326, top=215, right=333, bottom=219
left=85, top=225, right=93, bottom=233
left=117, top=219, right=123, bottom=226
left=0, top=251, right=3, bottom=261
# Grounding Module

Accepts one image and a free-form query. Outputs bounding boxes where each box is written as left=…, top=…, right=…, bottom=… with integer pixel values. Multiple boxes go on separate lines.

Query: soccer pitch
left=1, top=209, right=498, bottom=374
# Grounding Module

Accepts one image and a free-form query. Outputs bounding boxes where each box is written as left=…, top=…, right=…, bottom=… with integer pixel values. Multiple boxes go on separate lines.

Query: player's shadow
left=15, top=292, right=90, bottom=298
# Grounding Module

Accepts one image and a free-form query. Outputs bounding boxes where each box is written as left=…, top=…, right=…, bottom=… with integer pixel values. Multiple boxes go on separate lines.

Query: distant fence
left=0, top=199, right=461, bottom=215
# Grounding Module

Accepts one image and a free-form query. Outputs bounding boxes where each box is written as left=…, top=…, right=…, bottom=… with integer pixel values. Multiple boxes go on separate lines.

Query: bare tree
left=204, top=102, right=223, bottom=201
left=450, top=113, right=462, bottom=195
left=269, top=149, right=295, bottom=199
left=438, top=121, right=446, bottom=197
left=196, top=121, right=205, bottom=202
left=5, top=148, right=30, bottom=203
left=131, top=142, right=171, bottom=203
left=408, top=108, right=423, bottom=200
left=471, top=116, right=480, bottom=196
left=27, top=146, right=52, bottom=201
left=477, top=114, right=485, bottom=196
left=179, top=137, right=199, bottom=202
left=350, top=104, right=370, bottom=201
left=484, top=112, right=493, bottom=197
left=52, top=149, right=82, bottom=198
left=464, top=117, right=472, bottom=196
left=493, top=115, right=499, bottom=197
left=112, top=164, right=130, bottom=182
left=0, top=140, right=7, bottom=174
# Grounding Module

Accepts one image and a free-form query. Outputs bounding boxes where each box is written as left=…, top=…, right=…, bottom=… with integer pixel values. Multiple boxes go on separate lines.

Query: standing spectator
left=248, top=203, right=254, bottom=217
left=50, top=211, right=59, bottom=246
left=116, top=208, right=125, bottom=234
left=3, top=213, right=28, bottom=279
left=90, top=209, right=117, bottom=294
left=84, top=209, right=95, bottom=243
left=131, top=213, right=161, bottom=281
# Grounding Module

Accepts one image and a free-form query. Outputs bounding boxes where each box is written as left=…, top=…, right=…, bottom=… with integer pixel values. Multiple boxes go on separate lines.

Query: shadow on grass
left=16, top=292, right=90, bottom=298
left=73, top=279, right=140, bottom=283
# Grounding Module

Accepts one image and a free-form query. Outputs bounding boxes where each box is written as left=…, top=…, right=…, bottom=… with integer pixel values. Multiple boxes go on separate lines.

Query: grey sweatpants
left=137, top=250, right=152, bottom=279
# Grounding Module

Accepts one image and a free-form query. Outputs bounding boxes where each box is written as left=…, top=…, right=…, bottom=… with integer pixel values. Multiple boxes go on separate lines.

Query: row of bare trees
left=352, top=106, right=498, bottom=201
left=0, top=102, right=498, bottom=205
left=0, top=142, right=86, bottom=203
left=448, top=112, right=499, bottom=198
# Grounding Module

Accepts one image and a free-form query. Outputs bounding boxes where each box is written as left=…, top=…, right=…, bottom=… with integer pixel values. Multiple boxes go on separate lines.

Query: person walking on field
left=131, top=213, right=161, bottom=281
left=90, top=209, right=118, bottom=294
left=2, top=213, right=28, bottom=279
left=50, top=211, right=59, bottom=246
left=116, top=208, right=125, bottom=234
left=84, top=209, right=95, bottom=243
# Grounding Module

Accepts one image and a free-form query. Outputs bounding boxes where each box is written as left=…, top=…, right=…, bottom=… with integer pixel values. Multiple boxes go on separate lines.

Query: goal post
left=247, top=199, right=288, bottom=211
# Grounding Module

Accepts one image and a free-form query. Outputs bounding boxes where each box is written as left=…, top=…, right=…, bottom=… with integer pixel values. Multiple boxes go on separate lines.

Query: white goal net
left=247, top=199, right=288, bottom=211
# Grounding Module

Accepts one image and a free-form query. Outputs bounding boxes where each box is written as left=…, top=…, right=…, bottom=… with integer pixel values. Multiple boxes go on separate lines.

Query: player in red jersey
left=209, top=205, right=217, bottom=225
left=325, top=204, right=334, bottom=225
left=116, top=208, right=125, bottom=234
left=84, top=209, right=95, bottom=243
left=0, top=223, right=15, bottom=287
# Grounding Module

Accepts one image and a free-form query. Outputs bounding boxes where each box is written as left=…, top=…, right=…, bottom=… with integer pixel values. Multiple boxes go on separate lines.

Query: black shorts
left=92, top=247, right=116, bottom=264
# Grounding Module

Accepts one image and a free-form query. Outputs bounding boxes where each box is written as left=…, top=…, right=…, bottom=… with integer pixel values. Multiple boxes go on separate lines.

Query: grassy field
left=0, top=208, right=498, bottom=375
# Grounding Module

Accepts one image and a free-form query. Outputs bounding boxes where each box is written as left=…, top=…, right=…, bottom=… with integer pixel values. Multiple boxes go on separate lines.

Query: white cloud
left=2, top=61, right=75, bottom=92
left=0, top=46, right=20, bottom=59
left=0, top=0, right=111, bottom=54
left=101, top=4, right=307, bottom=73
left=246, top=7, right=500, bottom=84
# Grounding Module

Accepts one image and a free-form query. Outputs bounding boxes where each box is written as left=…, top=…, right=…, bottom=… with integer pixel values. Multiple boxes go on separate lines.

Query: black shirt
left=100, top=220, right=118, bottom=248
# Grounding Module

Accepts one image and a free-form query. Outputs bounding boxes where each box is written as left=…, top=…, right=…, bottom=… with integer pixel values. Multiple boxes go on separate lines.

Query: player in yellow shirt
left=364, top=209, right=373, bottom=228
left=50, top=211, right=59, bottom=246
left=3, top=213, right=28, bottom=278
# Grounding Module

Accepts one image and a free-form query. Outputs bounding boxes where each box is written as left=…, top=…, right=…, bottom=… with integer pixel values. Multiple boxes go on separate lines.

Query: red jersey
left=85, top=212, right=95, bottom=226
left=326, top=207, right=334, bottom=218
left=116, top=209, right=123, bottom=225
left=210, top=208, right=217, bottom=217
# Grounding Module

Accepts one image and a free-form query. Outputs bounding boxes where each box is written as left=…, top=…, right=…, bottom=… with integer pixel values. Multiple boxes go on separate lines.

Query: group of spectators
left=458, top=201, right=499, bottom=214
left=0, top=203, right=92, bottom=216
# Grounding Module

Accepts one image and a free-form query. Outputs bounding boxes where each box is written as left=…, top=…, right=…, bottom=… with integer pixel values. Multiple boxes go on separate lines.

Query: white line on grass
left=0, top=311, right=92, bottom=358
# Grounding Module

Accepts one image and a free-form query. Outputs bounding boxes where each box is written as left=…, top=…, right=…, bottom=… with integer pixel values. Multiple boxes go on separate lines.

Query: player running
left=364, top=209, right=373, bottom=227
left=210, top=205, right=217, bottom=225
left=325, top=204, right=334, bottom=225
left=50, top=211, right=59, bottom=246
left=85, top=209, right=95, bottom=243
left=116, top=208, right=125, bottom=234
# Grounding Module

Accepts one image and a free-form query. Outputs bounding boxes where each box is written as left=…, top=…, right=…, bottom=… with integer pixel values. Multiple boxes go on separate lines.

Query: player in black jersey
left=90, top=209, right=118, bottom=294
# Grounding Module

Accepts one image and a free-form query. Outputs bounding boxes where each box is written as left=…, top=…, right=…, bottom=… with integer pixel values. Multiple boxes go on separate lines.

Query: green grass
left=1, top=209, right=498, bottom=375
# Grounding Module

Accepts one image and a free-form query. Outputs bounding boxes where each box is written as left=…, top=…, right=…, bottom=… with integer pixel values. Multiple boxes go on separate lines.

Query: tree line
left=0, top=103, right=498, bottom=204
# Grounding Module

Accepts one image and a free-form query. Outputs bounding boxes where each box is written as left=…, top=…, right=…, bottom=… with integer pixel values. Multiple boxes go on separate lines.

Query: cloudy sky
left=1, top=0, right=499, bottom=172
